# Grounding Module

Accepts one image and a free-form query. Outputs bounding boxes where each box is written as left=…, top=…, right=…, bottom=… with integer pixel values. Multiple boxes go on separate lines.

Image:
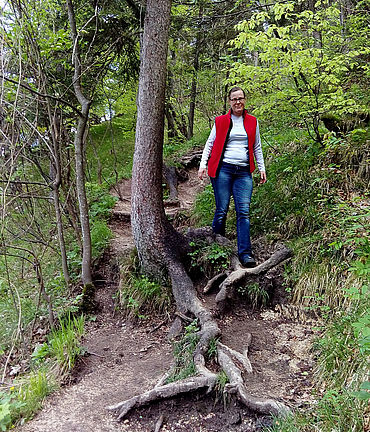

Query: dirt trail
left=18, top=168, right=316, bottom=432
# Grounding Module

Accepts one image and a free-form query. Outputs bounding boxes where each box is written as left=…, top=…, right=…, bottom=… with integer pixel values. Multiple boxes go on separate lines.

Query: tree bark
left=131, top=0, right=183, bottom=278
left=187, top=6, right=203, bottom=140
left=66, top=0, right=93, bottom=286
left=47, top=106, right=70, bottom=287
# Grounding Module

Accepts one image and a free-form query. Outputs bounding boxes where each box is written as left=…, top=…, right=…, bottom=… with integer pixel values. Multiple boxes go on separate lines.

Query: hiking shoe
left=240, top=255, right=256, bottom=268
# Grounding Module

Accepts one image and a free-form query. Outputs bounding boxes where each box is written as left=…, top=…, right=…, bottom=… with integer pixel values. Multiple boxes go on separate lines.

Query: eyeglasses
left=229, top=97, right=245, bottom=102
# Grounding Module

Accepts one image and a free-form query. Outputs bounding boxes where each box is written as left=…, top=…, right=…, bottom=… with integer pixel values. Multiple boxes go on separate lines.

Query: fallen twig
left=154, top=414, right=165, bottom=432
left=174, top=311, right=194, bottom=323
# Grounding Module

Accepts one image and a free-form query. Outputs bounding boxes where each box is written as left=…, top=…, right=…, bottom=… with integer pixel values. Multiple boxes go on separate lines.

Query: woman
left=198, top=87, right=266, bottom=268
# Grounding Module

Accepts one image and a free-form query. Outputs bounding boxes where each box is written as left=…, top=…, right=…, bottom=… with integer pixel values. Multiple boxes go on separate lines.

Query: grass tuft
left=237, top=282, right=269, bottom=309
left=117, top=252, right=171, bottom=319
left=166, top=320, right=200, bottom=384
left=16, top=370, right=57, bottom=422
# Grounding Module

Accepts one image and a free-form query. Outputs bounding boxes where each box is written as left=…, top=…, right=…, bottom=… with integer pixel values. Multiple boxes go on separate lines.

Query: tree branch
left=0, top=75, right=83, bottom=117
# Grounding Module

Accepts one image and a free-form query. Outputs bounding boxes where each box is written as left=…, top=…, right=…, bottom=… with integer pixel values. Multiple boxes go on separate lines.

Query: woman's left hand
left=260, top=171, right=267, bottom=184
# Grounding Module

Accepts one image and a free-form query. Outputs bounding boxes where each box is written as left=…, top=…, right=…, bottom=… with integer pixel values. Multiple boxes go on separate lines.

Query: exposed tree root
left=177, top=149, right=203, bottom=169
left=108, top=244, right=292, bottom=421
left=154, top=414, right=165, bottom=432
left=218, top=346, right=291, bottom=416
left=218, top=342, right=253, bottom=374
left=108, top=361, right=218, bottom=420
left=203, top=272, right=228, bottom=294
left=163, top=164, right=179, bottom=200
left=215, top=246, right=292, bottom=311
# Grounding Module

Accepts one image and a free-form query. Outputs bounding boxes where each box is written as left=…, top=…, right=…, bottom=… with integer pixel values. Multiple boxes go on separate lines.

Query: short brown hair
left=228, top=86, right=245, bottom=99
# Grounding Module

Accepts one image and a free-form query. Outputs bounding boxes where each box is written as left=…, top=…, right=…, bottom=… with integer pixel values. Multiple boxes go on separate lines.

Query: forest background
left=0, top=0, right=369, bottom=430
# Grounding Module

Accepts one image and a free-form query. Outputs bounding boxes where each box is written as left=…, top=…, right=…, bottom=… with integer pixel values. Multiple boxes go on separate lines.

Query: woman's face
left=229, top=90, right=245, bottom=116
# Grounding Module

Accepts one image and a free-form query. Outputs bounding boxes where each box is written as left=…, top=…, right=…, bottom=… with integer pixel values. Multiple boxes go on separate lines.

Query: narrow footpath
left=18, top=167, right=316, bottom=432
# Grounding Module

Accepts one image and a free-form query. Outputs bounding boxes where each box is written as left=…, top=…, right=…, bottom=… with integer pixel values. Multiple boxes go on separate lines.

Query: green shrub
left=0, top=390, right=24, bottom=431
left=90, top=220, right=113, bottom=260
left=88, top=114, right=135, bottom=183
left=48, top=314, right=85, bottom=373
left=192, top=184, right=215, bottom=228
left=86, top=182, right=118, bottom=221
left=265, top=390, right=366, bottom=432
left=0, top=370, right=57, bottom=430
left=32, top=314, right=85, bottom=374
left=17, top=370, right=57, bottom=422
left=188, top=240, right=232, bottom=277
left=314, top=282, right=369, bottom=390
left=252, top=139, right=323, bottom=238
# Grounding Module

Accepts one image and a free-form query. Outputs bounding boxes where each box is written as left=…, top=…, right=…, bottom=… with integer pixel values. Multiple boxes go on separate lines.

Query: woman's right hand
left=198, top=167, right=207, bottom=180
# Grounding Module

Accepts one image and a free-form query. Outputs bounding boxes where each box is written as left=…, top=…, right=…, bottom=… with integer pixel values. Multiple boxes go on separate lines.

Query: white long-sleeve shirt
left=200, top=114, right=265, bottom=172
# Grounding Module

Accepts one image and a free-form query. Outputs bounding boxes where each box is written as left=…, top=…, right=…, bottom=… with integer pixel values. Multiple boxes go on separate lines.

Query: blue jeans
left=211, top=162, right=253, bottom=261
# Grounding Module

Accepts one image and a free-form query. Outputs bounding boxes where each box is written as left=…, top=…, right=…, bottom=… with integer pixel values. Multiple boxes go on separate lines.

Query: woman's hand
left=198, top=167, right=207, bottom=180
left=259, top=171, right=267, bottom=184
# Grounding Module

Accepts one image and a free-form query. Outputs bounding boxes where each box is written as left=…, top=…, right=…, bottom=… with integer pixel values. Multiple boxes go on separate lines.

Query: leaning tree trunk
left=131, top=0, right=182, bottom=279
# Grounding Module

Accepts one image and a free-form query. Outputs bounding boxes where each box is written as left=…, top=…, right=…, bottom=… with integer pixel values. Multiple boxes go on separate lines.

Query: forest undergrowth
left=0, top=110, right=136, bottom=430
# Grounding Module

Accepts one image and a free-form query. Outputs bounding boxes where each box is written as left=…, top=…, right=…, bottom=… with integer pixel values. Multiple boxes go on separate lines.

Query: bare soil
left=17, top=168, right=316, bottom=432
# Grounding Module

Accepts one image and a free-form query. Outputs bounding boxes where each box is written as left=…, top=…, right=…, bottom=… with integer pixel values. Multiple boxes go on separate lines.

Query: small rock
left=228, top=412, right=241, bottom=425
left=9, top=365, right=21, bottom=376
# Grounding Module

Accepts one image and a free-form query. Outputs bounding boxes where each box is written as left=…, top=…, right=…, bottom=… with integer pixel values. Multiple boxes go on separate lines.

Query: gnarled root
left=108, top=245, right=292, bottom=421
left=215, top=246, right=292, bottom=310
left=203, top=272, right=228, bottom=294
left=218, top=345, right=291, bottom=417
left=108, top=355, right=218, bottom=420
left=108, top=372, right=217, bottom=420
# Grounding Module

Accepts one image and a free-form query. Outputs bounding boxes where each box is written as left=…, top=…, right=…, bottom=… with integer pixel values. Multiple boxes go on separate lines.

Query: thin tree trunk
left=46, top=102, right=70, bottom=286
left=66, top=0, right=93, bottom=286
left=187, top=6, right=203, bottom=140
left=52, top=186, right=70, bottom=285
left=61, top=152, right=83, bottom=251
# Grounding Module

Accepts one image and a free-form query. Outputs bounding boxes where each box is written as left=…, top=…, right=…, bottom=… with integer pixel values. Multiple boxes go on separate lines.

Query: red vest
left=207, top=110, right=257, bottom=178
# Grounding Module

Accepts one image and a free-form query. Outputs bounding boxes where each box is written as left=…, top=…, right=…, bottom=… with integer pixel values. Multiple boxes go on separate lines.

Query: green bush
left=88, top=114, right=135, bottom=183
left=252, top=139, right=324, bottom=238
left=0, top=391, right=24, bottom=431
left=17, top=370, right=57, bottom=423
left=188, top=240, right=232, bottom=277
left=90, top=220, right=113, bottom=260
left=87, top=182, right=118, bottom=221
left=48, top=315, right=85, bottom=373
left=0, top=370, right=57, bottom=430
left=265, top=390, right=366, bottom=432
left=192, top=184, right=215, bottom=228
